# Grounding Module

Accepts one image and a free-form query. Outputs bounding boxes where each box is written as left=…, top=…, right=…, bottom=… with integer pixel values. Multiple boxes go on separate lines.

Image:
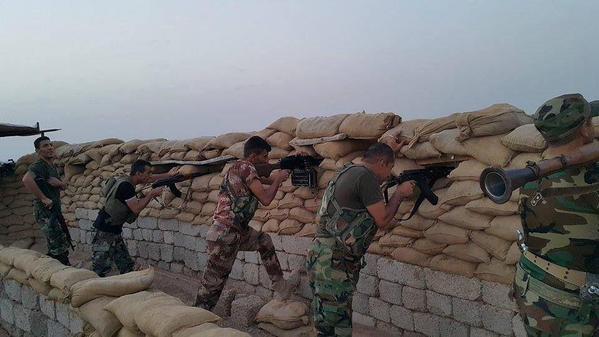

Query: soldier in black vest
left=91, top=159, right=174, bottom=276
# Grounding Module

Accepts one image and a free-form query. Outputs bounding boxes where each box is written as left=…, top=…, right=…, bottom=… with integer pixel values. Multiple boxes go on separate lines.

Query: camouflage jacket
left=520, top=163, right=599, bottom=288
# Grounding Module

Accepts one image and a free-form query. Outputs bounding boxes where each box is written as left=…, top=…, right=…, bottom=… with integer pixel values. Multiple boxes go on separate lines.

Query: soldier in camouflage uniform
left=91, top=160, right=171, bottom=276
left=22, top=136, right=71, bottom=265
left=514, top=94, right=599, bottom=336
left=307, top=143, right=415, bottom=337
left=195, top=136, right=295, bottom=310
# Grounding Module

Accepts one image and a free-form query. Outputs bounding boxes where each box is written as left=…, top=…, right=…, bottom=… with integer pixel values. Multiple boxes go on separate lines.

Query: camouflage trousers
left=91, top=230, right=134, bottom=277
left=513, top=263, right=598, bottom=337
left=195, top=224, right=283, bottom=310
left=307, top=239, right=361, bottom=337
left=35, top=209, right=69, bottom=257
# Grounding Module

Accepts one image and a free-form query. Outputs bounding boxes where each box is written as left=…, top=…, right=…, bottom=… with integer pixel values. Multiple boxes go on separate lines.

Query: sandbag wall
left=0, top=245, right=249, bottom=337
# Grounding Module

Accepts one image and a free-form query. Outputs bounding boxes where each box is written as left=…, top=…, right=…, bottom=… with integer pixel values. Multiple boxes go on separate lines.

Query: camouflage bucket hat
left=533, top=93, right=591, bottom=142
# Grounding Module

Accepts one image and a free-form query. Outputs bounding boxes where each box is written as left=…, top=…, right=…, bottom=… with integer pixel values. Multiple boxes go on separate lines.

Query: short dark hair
left=130, top=159, right=151, bottom=176
left=244, top=136, right=271, bottom=158
left=34, top=136, right=50, bottom=150
left=363, top=143, right=395, bottom=164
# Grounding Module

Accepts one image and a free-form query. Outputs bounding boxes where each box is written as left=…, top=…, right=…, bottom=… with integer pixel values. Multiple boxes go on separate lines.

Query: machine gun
left=382, top=166, right=455, bottom=220
left=254, top=155, right=323, bottom=189
left=0, top=160, right=15, bottom=179
left=480, top=141, right=599, bottom=204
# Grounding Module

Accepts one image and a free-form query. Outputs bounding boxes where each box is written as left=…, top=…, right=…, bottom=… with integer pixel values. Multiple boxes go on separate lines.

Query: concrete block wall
left=0, top=279, right=84, bottom=337
left=71, top=208, right=527, bottom=337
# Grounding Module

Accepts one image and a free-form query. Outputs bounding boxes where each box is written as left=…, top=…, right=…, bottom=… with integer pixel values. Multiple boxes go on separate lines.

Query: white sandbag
left=442, top=243, right=490, bottom=263
left=79, top=296, right=123, bottom=337
left=438, top=207, right=492, bottom=230
left=255, top=299, right=310, bottom=330
left=339, top=112, right=401, bottom=139
left=71, top=268, right=155, bottom=308
left=134, top=304, right=220, bottom=337
left=501, top=124, right=546, bottom=152
left=296, top=114, right=348, bottom=139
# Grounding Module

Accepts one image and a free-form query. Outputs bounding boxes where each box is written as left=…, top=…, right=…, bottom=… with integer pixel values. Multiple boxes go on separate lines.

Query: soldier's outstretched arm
left=249, top=170, right=289, bottom=206
left=126, top=187, right=163, bottom=215
left=367, top=181, right=416, bottom=229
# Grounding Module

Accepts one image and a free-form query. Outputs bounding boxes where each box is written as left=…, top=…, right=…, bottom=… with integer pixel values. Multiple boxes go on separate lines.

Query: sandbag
left=474, top=258, right=516, bottom=284
left=313, top=140, right=372, bottom=161
left=268, top=116, right=300, bottom=135
left=12, top=250, right=43, bottom=272
left=49, top=267, right=98, bottom=293
left=438, top=207, right=492, bottom=230
left=175, top=323, right=250, bottom=337
left=262, top=218, right=279, bottom=233
left=278, top=194, right=303, bottom=209
left=411, top=238, right=447, bottom=255
left=455, top=104, right=531, bottom=141
left=463, top=135, right=515, bottom=167
left=379, top=234, right=414, bottom=248
left=391, top=158, right=423, bottom=176
left=27, top=278, right=52, bottom=295
left=505, top=242, right=522, bottom=265
left=469, top=231, right=511, bottom=260
left=134, top=304, right=220, bottom=337
left=390, top=226, right=422, bottom=239
left=417, top=190, right=451, bottom=219
left=379, top=119, right=431, bottom=151
left=448, top=160, right=487, bottom=181
left=429, top=129, right=470, bottom=156
left=485, top=215, right=522, bottom=241
left=6, top=268, right=28, bottom=284
left=0, top=262, right=12, bottom=278
left=200, top=203, right=217, bottom=216
left=501, top=124, right=546, bottom=152
left=442, top=243, right=490, bottom=263
left=0, top=247, right=27, bottom=265
left=258, top=323, right=312, bottom=337
left=391, top=247, right=431, bottom=267
left=465, top=199, right=518, bottom=216
left=255, top=299, right=310, bottom=330
left=71, top=268, right=155, bottom=308
left=278, top=219, right=303, bottom=235
left=430, top=254, right=476, bottom=278
left=185, top=137, right=214, bottom=152
left=79, top=296, right=122, bottom=337
left=506, top=152, right=543, bottom=169
left=296, top=114, right=348, bottom=139
left=105, top=291, right=183, bottom=331
left=47, top=287, right=69, bottom=303
left=408, top=113, right=461, bottom=145
left=116, top=328, right=144, bottom=337
left=423, top=222, right=469, bottom=244
left=29, top=257, right=70, bottom=283
left=400, top=142, right=441, bottom=160
left=222, top=141, right=245, bottom=159
left=443, top=181, right=483, bottom=206
left=399, top=214, right=436, bottom=231
left=339, top=112, right=400, bottom=139
left=367, top=242, right=395, bottom=256
left=205, top=133, right=252, bottom=150
left=335, top=151, right=365, bottom=168
left=289, top=208, right=315, bottom=223
left=297, top=223, right=317, bottom=237
left=267, top=132, right=294, bottom=150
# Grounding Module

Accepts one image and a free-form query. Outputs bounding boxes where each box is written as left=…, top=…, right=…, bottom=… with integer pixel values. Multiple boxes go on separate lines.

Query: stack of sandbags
left=256, top=299, right=312, bottom=337
left=207, top=132, right=252, bottom=159
left=0, top=176, right=38, bottom=241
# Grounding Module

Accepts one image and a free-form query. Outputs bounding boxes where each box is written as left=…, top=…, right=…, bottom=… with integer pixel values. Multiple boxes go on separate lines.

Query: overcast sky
left=1, top=1, right=598, bottom=161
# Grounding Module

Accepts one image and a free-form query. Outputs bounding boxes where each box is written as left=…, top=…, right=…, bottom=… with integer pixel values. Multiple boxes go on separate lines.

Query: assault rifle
left=33, top=177, right=74, bottom=250
left=382, top=166, right=455, bottom=220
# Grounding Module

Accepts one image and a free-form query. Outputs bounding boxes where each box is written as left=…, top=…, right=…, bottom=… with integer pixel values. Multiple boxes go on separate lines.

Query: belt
left=522, top=250, right=587, bottom=288
left=516, top=264, right=581, bottom=309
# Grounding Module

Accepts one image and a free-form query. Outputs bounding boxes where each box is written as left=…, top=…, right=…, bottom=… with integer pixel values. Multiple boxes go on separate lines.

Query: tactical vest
left=102, top=177, right=137, bottom=227
left=317, top=165, right=377, bottom=259
left=220, top=171, right=259, bottom=229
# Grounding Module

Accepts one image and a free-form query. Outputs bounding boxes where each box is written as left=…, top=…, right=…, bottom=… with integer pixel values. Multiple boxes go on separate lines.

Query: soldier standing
left=91, top=159, right=173, bottom=276
left=22, top=136, right=71, bottom=265
left=195, top=136, right=296, bottom=310
left=514, top=94, right=598, bottom=336
left=307, top=143, right=415, bottom=337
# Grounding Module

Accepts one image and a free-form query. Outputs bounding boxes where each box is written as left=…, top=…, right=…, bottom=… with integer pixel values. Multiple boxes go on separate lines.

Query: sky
left=1, top=1, right=598, bottom=161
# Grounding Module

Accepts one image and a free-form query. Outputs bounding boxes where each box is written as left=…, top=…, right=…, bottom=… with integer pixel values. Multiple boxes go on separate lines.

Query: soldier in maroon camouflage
left=194, top=136, right=294, bottom=310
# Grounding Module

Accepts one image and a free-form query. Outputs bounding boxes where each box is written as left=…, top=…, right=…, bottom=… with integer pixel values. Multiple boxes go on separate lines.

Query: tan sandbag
left=391, top=247, right=431, bottom=267
left=0, top=246, right=27, bottom=265
left=289, top=144, right=318, bottom=157
left=205, top=133, right=252, bottom=150
left=222, top=141, right=245, bottom=159
left=399, top=214, right=436, bottom=231
left=463, top=135, right=515, bottom=167
left=339, top=112, right=400, bottom=139
left=29, top=257, right=70, bottom=283
left=278, top=219, right=303, bottom=235
left=319, top=159, right=337, bottom=171
left=79, top=296, right=122, bottom=337
left=267, top=132, right=294, bottom=150
left=400, top=142, right=441, bottom=160
left=465, top=198, right=518, bottom=216
left=379, top=119, right=431, bottom=151
left=209, top=175, right=224, bottom=190
left=411, top=238, right=447, bottom=255
left=391, top=158, right=423, bottom=176
left=424, top=222, right=469, bottom=244
left=137, top=140, right=166, bottom=154
left=50, top=267, right=99, bottom=292
left=318, top=170, right=337, bottom=189
left=289, top=208, right=315, bottom=223
left=469, top=231, right=511, bottom=260
left=0, top=262, right=12, bottom=278
left=177, top=212, right=196, bottom=223
left=47, top=287, right=69, bottom=303
left=262, top=219, right=280, bottom=233
left=474, top=258, right=516, bottom=284
left=135, top=304, right=220, bottom=337
left=366, top=242, right=394, bottom=256
left=454, top=104, right=531, bottom=141
left=71, top=268, right=155, bottom=308
left=438, top=207, right=491, bottom=230
left=200, top=203, right=217, bottom=217
left=429, top=129, right=470, bottom=156
left=448, top=160, right=487, bottom=181
left=268, top=116, right=300, bottom=135
left=442, top=243, right=490, bottom=263
left=417, top=190, right=451, bottom=219
left=505, top=242, right=522, bottom=265
left=12, top=250, right=43, bottom=271
left=116, top=327, right=144, bottom=337
left=501, top=124, right=546, bottom=153
left=270, top=147, right=290, bottom=159
left=255, top=299, right=309, bottom=330
left=408, top=113, right=461, bottom=145
left=105, top=291, right=183, bottom=331
left=185, top=137, right=214, bottom=152
left=430, top=255, right=476, bottom=278
left=335, top=151, right=365, bottom=168
left=390, top=226, right=422, bottom=238
left=297, top=223, right=317, bottom=237
left=6, top=268, right=28, bottom=284
left=278, top=194, right=303, bottom=209
left=296, top=114, right=349, bottom=139
left=191, top=173, right=216, bottom=192
left=313, top=140, right=372, bottom=161
left=176, top=324, right=250, bottom=337
left=289, top=134, right=348, bottom=147
left=120, top=139, right=152, bottom=154
left=27, top=278, right=52, bottom=296
left=443, top=181, right=483, bottom=206
left=258, top=323, right=312, bottom=337
left=484, top=215, right=522, bottom=241
left=85, top=148, right=104, bottom=163
left=379, top=234, right=414, bottom=248
left=506, top=152, right=543, bottom=170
